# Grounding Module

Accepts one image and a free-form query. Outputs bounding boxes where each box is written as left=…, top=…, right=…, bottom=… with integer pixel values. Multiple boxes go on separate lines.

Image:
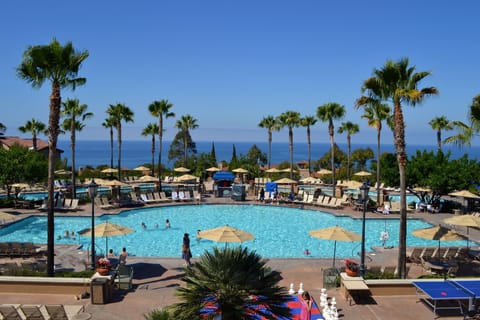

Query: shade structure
left=98, top=179, right=127, bottom=187
left=174, top=167, right=190, bottom=173
left=309, top=226, right=361, bottom=268
left=317, top=169, right=332, bottom=175
left=177, top=174, right=198, bottom=182
left=11, top=183, right=29, bottom=189
left=198, top=225, right=254, bottom=243
left=133, top=165, right=150, bottom=171
left=342, top=180, right=363, bottom=189
left=281, top=168, right=297, bottom=173
left=449, top=190, right=480, bottom=199
left=54, top=169, right=72, bottom=175
left=79, top=222, right=134, bottom=255
left=300, top=176, right=320, bottom=184
left=412, top=225, right=466, bottom=252
left=274, top=177, right=298, bottom=184
left=444, top=215, right=480, bottom=248
left=137, top=175, right=158, bottom=183
left=0, top=211, right=16, bottom=223
left=213, top=171, right=235, bottom=181
left=414, top=187, right=432, bottom=193
left=101, top=167, right=117, bottom=173
left=206, top=167, right=220, bottom=172
left=232, top=168, right=249, bottom=173
left=265, top=168, right=281, bottom=173
left=354, top=171, right=372, bottom=177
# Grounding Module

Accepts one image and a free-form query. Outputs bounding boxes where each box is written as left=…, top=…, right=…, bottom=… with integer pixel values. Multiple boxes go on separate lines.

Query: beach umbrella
left=174, top=167, right=190, bottom=173
left=412, top=225, right=466, bottom=252
left=232, top=168, right=249, bottom=173
left=198, top=225, right=254, bottom=243
left=354, top=171, right=372, bottom=177
left=0, top=211, right=16, bottom=224
left=444, top=215, right=480, bottom=248
left=274, top=177, right=298, bottom=184
left=101, top=167, right=117, bottom=174
left=316, top=169, right=332, bottom=175
left=281, top=168, right=297, bottom=173
left=79, top=222, right=134, bottom=255
left=300, top=176, right=319, bottom=184
left=11, top=183, right=29, bottom=189
left=177, top=174, right=198, bottom=182
left=54, top=169, right=72, bottom=175
left=342, top=180, right=363, bottom=189
left=98, top=179, right=127, bottom=187
left=309, top=226, right=361, bottom=268
left=137, top=175, right=158, bottom=183
left=413, top=187, right=432, bottom=193
left=449, top=190, right=480, bottom=212
left=133, top=166, right=150, bottom=171
left=206, top=167, right=220, bottom=172
left=265, top=168, right=281, bottom=173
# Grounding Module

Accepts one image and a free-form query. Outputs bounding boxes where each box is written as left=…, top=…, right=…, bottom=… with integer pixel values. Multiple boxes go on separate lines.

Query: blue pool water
left=0, top=205, right=469, bottom=258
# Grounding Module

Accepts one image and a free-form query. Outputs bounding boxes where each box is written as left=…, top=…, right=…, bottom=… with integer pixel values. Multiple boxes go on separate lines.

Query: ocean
left=57, top=140, right=480, bottom=170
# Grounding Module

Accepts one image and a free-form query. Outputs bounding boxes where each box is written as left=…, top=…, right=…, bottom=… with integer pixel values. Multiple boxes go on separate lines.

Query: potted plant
left=345, top=259, right=359, bottom=277
left=96, top=258, right=111, bottom=276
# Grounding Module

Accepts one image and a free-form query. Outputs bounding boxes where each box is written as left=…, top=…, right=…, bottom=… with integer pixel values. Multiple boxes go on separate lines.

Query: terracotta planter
left=97, top=267, right=110, bottom=276
left=345, top=268, right=359, bottom=277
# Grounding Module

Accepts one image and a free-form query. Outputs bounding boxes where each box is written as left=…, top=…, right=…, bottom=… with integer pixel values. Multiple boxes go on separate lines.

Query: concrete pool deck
left=1, top=193, right=479, bottom=319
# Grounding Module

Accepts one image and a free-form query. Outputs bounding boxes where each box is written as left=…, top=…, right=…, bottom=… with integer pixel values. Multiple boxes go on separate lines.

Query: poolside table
left=340, top=272, right=370, bottom=305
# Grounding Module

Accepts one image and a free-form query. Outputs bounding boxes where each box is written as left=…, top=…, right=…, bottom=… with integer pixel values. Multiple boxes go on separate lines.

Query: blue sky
left=1, top=1, right=479, bottom=146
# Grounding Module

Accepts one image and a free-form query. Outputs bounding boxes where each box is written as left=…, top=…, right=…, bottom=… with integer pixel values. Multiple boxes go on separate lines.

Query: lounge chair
left=115, top=265, right=134, bottom=290
left=159, top=192, right=171, bottom=203
left=193, top=190, right=202, bottom=203
left=45, top=304, right=68, bottom=320
left=382, top=266, right=396, bottom=274
left=408, top=247, right=424, bottom=264
left=19, top=305, right=44, bottom=320
left=0, top=305, right=22, bottom=320
left=171, top=191, right=179, bottom=201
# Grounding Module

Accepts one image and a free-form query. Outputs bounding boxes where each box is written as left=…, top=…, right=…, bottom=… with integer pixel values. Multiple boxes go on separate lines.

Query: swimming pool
left=0, top=205, right=469, bottom=258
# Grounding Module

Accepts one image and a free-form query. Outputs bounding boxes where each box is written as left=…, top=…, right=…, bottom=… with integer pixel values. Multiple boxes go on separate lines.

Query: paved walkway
left=1, top=193, right=479, bottom=319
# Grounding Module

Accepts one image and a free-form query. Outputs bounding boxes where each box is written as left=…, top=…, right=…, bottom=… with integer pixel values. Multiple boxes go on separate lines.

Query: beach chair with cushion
left=0, top=305, right=23, bottom=320
left=408, top=247, right=424, bottom=264
left=45, top=304, right=69, bottom=320
left=159, top=192, right=172, bottom=203
left=19, top=305, right=44, bottom=320
left=115, top=265, right=134, bottom=290
left=171, top=191, right=179, bottom=201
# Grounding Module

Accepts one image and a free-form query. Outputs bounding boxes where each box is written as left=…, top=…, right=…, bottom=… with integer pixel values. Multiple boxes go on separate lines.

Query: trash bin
left=231, top=184, right=246, bottom=201
left=91, top=278, right=108, bottom=304
left=323, top=267, right=338, bottom=289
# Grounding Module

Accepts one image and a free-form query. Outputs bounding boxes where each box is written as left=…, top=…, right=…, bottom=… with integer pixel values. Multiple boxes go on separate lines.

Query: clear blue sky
left=1, top=1, right=479, bottom=146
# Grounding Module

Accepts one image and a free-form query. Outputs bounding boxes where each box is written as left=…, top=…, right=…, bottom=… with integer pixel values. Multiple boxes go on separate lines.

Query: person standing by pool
left=182, top=233, right=192, bottom=266
left=299, top=291, right=312, bottom=320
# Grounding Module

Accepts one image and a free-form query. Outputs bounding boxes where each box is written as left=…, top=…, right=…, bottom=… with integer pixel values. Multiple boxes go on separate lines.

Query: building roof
left=0, top=136, right=63, bottom=153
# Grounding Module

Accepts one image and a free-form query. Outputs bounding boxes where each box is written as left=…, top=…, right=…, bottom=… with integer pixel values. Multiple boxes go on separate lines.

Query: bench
left=340, top=272, right=371, bottom=305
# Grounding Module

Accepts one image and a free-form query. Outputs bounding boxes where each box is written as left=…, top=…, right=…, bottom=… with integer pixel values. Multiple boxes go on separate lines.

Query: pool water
left=0, top=205, right=469, bottom=258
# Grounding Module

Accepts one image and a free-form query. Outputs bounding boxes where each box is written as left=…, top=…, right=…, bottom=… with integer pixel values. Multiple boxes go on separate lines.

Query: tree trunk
left=33, top=133, right=38, bottom=151
left=289, top=128, right=293, bottom=179
left=109, top=127, right=114, bottom=169
left=117, top=123, right=122, bottom=181
left=151, top=135, right=155, bottom=177
left=71, top=115, right=77, bottom=199
left=329, top=121, right=335, bottom=197
left=267, top=130, right=272, bottom=169
left=376, top=126, right=381, bottom=205
left=47, top=81, right=61, bottom=277
left=394, top=103, right=407, bottom=279
left=346, top=135, right=351, bottom=181
left=437, top=130, right=442, bottom=152
left=307, top=127, right=311, bottom=174
left=158, top=117, right=163, bottom=191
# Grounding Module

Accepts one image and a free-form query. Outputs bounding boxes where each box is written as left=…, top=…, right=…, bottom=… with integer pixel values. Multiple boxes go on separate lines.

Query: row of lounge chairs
left=39, top=198, right=79, bottom=212
left=0, top=242, right=41, bottom=258
left=407, top=246, right=467, bottom=265
left=0, top=304, right=87, bottom=320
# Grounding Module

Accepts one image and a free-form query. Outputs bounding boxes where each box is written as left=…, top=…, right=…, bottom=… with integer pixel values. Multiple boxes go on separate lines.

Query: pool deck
left=1, top=194, right=479, bottom=319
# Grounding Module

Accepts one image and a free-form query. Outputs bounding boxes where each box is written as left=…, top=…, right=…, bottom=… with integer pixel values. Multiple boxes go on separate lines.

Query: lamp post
left=88, top=179, right=98, bottom=270
left=359, top=182, right=370, bottom=277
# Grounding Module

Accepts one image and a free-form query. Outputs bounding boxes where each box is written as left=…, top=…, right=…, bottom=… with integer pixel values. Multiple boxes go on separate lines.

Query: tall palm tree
left=141, top=123, right=159, bottom=177
left=148, top=99, right=175, bottom=190
left=337, top=121, right=359, bottom=181
left=355, top=97, right=390, bottom=203
left=317, top=102, right=346, bottom=196
left=18, top=118, right=47, bottom=151
left=429, top=116, right=453, bottom=152
left=301, top=115, right=317, bottom=174
left=106, top=103, right=134, bottom=180
left=174, top=114, right=198, bottom=166
left=170, top=246, right=291, bottom=319
left=258, top=115, right=279, bottom=169
left=102, top=117, right=116, bottom=170
left=360, top=58, right=438, bottom=278
left=61, top=98, right=93, bottom=199
left=277, top=111, right=301, bottom=179
left=17, top=38, right=88, bottom=277
left=443, top=96, right=480, bottom=148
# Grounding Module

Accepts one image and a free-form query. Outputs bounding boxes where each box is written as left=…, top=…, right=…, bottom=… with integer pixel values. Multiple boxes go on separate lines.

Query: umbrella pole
left=467, top=226, right=470, bottom=249
left=332, top=241, right=337, bottom=268
left=105, top=237, right=108, bottom=258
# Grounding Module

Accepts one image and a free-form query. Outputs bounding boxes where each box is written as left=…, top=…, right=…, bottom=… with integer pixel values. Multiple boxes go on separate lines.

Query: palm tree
left=102, top=117, right=116, bottom=170
left=18, top=118, right=47, bottom=151
left=429, top=116, right=453, bottom=152
left=301, top=115, right=318, bottom=174
left=148, top=99, right=175, bottom=190
left=360, top=58, right=438, bottom=278
left=174, top=115, right=198, bottom=166
left=17, top=38, right=88, bottom=277
left=106, top=103, right=134, bottom=180
left=337, top=121, right=359, bottom=181
left=61, top=98, right=93, bottom=199
left=355, top=97, right=390, bottom=203
left=170, top=246, right=291, bottom=319
left=141, top=123, right=159, bottom=177
left=0, top=123, right=6, bottom=136
left=277, top=111, right=301, bottom=179
left=444, top=95, right=480, bottom=148
left=317, top=102, right=346, bottom=196
left=258, top=115, right=279, bottom=169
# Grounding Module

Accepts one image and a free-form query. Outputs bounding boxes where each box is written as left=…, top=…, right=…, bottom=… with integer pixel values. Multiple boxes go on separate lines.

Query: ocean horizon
left=57, top=140, right=479, bottom=170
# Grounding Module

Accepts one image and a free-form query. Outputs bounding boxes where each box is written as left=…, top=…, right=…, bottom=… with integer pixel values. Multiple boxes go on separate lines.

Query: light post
left=88, top=179, right=98, bottom=270
left=359, top=182, right=370, bottom=277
